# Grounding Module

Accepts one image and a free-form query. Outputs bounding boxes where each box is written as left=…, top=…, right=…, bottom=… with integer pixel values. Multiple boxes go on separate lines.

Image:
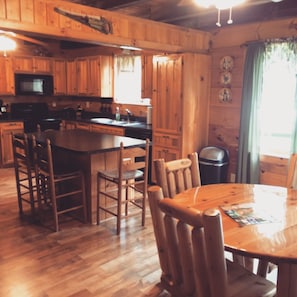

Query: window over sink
left=114, top=55, right=142, bottom=104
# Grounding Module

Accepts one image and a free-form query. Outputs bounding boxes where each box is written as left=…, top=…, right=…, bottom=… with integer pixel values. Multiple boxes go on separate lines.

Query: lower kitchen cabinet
left=90, top=124, right=125, bottom=136
left=0, top=121, right=24, bottom=167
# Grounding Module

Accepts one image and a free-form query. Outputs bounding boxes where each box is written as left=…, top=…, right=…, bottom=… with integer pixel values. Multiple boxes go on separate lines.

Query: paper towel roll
left=146, top=106, right=152, bottom=125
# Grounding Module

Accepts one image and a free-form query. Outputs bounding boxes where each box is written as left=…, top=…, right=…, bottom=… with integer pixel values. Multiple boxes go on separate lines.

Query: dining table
left=173, top=183, right=297, bottom=297
left=29, top=129, right=146, bottom=223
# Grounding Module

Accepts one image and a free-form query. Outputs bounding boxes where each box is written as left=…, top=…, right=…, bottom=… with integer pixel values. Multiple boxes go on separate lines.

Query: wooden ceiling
left=64, top=0, right=297, bottom=31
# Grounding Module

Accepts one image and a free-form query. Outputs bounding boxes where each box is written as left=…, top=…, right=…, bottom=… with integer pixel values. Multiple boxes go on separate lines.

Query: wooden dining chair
left=148, top=185, right=276, bottom=297
left=96, top=139, right=149, bottom=235
left=32, top=136, right=87, bottom=232
left=12, top=133, right=37, bottom=217
left=286, top=153, right=297, bottom=189
left=153, top=152, right=201, bottom=198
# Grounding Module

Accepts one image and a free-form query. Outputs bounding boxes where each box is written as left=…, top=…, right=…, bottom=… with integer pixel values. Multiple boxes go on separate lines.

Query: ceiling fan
left=0, top=30, right=48, bottom=47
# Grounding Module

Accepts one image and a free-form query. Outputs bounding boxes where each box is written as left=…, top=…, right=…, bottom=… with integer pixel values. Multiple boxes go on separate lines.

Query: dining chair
left=96, top=139, right=149, bottom=235
left=153, top=152, right=201, bottom=198
left=148, top=185, right=276, bottom=297
left=32, top=135, right=87, bottom=232
left=257, top=153, right=297, bottom=277
left=286, top=153, right=297, bottom=189
left=12, top=133, right=37, bottom=217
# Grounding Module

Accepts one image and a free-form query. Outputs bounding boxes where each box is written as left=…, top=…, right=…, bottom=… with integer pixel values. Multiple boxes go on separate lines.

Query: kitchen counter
left=30, top=129, right=147, bottom=223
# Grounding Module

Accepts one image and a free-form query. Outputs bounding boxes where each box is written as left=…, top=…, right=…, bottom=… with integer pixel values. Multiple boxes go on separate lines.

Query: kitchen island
left=32, top=129, right=147, bottom=223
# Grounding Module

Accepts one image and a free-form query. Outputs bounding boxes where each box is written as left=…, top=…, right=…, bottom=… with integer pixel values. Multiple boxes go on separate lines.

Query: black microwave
left=15, top=74, right=54, bottom=96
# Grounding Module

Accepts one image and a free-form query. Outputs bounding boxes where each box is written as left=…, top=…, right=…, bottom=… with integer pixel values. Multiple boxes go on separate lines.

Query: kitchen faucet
left=126, top=109, right=132, bottom=122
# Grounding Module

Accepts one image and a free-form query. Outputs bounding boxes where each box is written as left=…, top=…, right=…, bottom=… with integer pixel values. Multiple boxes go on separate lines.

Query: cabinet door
left=75, top=122, right=90, bottom=131
left=88, top=56, right=101, bottom=96
left=34, top=57, right=52, bottom=73
left=0, top=57, right=15, bottom=95
left=91, top=124, right=124, bottom=136
left=13, top=56, right=34, bottom=72
left=66, top=60, right=77, bottom=95
left=142, top=55, right=153, bottom=98
left=76, top=58, right=89, bottom=95
left=100, top=55, right=113, bottom=97
left=53, top=59, right=67, bottom=95
left=152, top=55, right=182, bottom=133
left=0, top=122, right=24, bottom=166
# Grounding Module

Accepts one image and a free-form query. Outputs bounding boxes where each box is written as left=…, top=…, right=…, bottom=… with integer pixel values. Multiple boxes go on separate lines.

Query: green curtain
left=236, top=42, right=265, bottom=183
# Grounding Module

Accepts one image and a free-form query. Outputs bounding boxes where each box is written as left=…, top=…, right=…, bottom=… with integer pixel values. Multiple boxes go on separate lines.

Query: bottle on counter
left=76, top=104, right=83, bottom=119
left=115, top=107, right=120, bottom=121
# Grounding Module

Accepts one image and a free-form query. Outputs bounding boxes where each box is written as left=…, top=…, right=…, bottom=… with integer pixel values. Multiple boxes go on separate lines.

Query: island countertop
left=32, top=129, right=146, bottom=154
left=29, top=129, right=148, bottom=223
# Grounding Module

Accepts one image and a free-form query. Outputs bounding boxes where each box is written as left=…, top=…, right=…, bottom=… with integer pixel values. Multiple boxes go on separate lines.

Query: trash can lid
left=199, top=146, right=229, bottom=162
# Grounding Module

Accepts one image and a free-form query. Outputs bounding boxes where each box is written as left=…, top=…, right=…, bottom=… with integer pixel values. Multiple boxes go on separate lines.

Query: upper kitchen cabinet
left=66, top=59, right=77, bottom=95
left=0, top=56, right=14, bottom=95
left=152, top=53, right=211, bottom=164
left=67, top=55, right=113, bottom=97
left=53, top=59, right=67, bottom=95
left=13, top=56, right=52, bottom=74
left=76, top=57, right=89, bottom=95
left=142, top=55, right=153, bottom=99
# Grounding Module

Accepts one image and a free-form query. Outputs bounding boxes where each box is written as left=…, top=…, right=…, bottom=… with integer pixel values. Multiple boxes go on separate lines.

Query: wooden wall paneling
left=0, top=0, right=211, bottom=53
left=20, top=0, right=34, bottom=23
left=33, top=0, right=47, bottom=26
left=0, top=0, right=6, bottom=19
left=209, top=106, right=240, bottom=128
left=6, top=0, right=20, bottom=21
left=210, top=18, right=297, bottom=49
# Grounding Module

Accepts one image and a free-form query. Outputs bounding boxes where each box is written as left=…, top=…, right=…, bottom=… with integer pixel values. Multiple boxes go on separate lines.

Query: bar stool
left=96, top=139, right=149, bottom=235
left=12, top=133, right=37, bottom=217
left=32, top=135, right=87, bottom=232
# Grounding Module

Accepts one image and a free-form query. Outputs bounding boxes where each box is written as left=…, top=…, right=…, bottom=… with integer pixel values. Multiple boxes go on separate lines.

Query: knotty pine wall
left=209, top=17, right=297, bottom=186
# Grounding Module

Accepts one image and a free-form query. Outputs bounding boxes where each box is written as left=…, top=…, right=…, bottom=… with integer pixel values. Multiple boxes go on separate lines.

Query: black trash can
left=199, top=146, right=229, bottom=185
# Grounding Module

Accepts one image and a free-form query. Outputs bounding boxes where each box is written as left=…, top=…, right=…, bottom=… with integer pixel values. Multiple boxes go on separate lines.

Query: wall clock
left=219, top=88, right=232, bottom=102
left=220, top=56, right=234, bottom=71
left=220, top=71, right=232, bottom=85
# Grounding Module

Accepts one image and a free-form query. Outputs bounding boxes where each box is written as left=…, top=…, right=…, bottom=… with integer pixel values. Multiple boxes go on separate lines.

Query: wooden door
left=152, top=55, right=182, bottom=134
left=13, top=56, right=34, bottom=72
left=0, top=57, right=14, bottom=95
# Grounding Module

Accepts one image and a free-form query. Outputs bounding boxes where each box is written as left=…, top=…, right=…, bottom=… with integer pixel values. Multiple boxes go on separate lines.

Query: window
left=114, top=55, right=142, bottom=104
left=259, top=42, right=297, bottom=158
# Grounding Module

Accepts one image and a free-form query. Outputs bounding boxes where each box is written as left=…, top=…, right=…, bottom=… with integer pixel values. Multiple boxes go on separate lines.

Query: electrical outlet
left=230, top=173, right=236, bottom=183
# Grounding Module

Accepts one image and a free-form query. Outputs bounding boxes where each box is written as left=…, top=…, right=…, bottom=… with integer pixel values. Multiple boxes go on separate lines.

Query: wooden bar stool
left=96, top=139, right=149, bottom=235
left=12, top=133, right=37, bottom=217
left=32, top=136, right=87, bottom=232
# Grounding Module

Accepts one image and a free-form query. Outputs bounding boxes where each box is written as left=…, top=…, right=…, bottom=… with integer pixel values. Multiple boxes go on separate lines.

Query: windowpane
left=259, top=43, right=296, bottom=157
left=114, top=55, right=142, bottom=104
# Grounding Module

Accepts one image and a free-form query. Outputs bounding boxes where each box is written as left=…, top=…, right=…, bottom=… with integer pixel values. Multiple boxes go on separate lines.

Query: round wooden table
left=174, top=183, right=297, bottom=297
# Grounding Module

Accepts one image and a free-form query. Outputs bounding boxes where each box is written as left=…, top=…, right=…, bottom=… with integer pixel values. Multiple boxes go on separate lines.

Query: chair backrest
left=286, top=153, right=297, bottom=189
left=32, top=136, right=56, bottom=208
left=154, top=152, right=201, bottom=197
left=148, top=185, right=227, bottom=297
left=12, top=133, right=36, bottom=212
left=119, top=138, right=150, bottom=182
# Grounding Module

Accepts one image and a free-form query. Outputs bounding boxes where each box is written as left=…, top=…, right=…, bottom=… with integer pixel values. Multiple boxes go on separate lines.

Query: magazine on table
left=220, top=202, right=278, bottom=226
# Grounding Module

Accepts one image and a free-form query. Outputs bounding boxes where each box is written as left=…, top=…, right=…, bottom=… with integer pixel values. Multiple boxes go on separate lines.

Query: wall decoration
left=220, top=71, right=232, bottom=85
left=219, top=88, right=232, bottom=102
left=220, top=55, right=234, bottom=71
left=54, top=7, right=113, bottom=35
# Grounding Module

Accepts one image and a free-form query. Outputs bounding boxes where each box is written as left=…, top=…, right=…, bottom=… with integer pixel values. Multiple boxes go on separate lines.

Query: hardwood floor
left=0, top=168, right=170, bottom=297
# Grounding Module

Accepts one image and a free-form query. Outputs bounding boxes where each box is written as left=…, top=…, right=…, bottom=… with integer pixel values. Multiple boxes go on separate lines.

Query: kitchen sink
left=90, top=118, right=114, bottom=124
left=90, top=118, right=141, bottom=127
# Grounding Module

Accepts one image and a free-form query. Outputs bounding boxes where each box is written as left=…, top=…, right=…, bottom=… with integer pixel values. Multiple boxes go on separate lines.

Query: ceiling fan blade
left=0, top=30, right=48, bottom=47
left=13, top=33, right=48, bottom=47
